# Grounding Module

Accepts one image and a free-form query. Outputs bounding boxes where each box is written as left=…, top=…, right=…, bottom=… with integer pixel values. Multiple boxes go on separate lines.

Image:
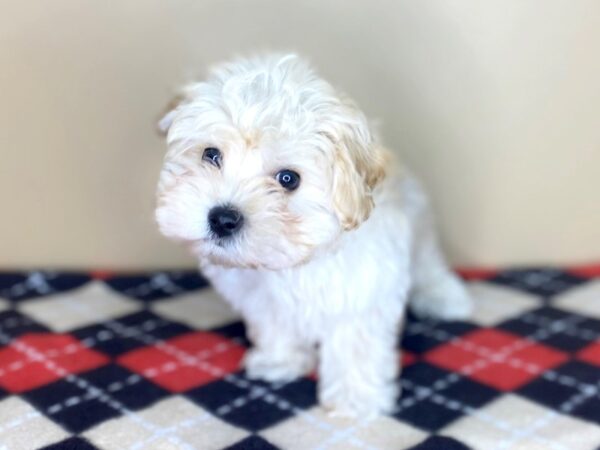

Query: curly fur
left=155, top=53, right=472, bottom=416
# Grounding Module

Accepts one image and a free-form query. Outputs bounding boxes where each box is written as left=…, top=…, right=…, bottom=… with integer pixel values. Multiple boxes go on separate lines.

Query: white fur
left=155, top=53, right=472, bottom=417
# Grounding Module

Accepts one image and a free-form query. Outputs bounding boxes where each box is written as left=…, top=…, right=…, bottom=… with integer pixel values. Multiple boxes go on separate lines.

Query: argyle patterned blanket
left=0, top=267, right=599, bottom=450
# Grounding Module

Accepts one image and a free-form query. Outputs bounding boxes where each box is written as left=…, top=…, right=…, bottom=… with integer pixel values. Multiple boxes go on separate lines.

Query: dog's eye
left=202, top=147, right=222, bottom=168
left=275, top=169, right=301, bottom=191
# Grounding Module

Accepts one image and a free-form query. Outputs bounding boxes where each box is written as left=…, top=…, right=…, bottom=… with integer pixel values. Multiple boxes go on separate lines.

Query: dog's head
left=155, top=54, right=389, bottom=269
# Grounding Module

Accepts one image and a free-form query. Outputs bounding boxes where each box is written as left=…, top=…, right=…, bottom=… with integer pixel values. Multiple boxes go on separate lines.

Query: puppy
left=155, top=53, right=472, bottom=416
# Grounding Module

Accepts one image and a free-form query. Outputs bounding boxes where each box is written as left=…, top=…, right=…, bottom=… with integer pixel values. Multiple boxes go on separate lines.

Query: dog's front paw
left=319, top=381, right=399, bottom=418
left=243, top=348, right=314, bottom=383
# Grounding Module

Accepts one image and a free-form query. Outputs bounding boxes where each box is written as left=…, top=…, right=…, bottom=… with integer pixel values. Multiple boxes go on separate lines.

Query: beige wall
left=1, top=0, right=599, bottom=269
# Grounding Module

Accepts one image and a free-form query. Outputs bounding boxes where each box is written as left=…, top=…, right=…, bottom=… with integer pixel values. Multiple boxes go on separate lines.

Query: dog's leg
left=243, top=318, right=316, bottom=383
left=410, top=230, right=473, bottom=320
left=318, top=316, right=400, bottom=417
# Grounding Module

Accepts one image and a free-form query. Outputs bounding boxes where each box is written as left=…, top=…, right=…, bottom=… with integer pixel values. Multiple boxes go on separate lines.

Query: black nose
left=208, top=206, right=244, bottom=238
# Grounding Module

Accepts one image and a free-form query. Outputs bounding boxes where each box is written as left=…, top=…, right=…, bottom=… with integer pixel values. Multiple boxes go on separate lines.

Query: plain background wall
left=1, top=0, right=599, bottom=269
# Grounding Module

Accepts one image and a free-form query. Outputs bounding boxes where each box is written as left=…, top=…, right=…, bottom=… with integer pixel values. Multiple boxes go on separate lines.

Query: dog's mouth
left=190, top=226, right=313, bottom=271
left=194, top=234, right=241, bottom=261
left=206, top=232, right=238, bottom=249
left=213, top=237, right=235, bottom=249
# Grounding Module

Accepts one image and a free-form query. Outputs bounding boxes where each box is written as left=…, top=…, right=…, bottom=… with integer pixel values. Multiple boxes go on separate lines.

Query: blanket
left=0, top=266, right=599, bottom=449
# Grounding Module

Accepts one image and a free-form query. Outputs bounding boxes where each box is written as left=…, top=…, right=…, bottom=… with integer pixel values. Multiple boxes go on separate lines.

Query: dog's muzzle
left=208, top=205, right=244, bottom=238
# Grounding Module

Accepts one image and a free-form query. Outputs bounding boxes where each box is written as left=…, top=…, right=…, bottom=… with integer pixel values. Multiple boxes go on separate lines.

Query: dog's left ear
left=325, top=99, right=389, bottom=231
left=157, top=95, right=184, bottom=136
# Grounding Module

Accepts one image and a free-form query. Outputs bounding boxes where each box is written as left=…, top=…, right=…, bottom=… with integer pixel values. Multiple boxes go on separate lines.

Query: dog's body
left=156, top=53, right=472, bottom=416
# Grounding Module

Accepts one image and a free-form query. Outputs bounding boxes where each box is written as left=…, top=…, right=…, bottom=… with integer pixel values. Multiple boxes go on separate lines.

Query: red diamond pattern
left=117, top=331, right=245, bottom=392
left=577, top=341, right=600, bottom=367
left=402, top=351, right=417, bottom=366
left=424, top=329, right=568, bottom=391
left=0, top=333, right=109, bottom=393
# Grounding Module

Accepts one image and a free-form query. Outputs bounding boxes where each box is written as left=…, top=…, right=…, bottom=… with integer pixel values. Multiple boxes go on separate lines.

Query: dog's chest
left=204, top=234, right=408, bottom=338
left=206, top=259, right=344, bottom=319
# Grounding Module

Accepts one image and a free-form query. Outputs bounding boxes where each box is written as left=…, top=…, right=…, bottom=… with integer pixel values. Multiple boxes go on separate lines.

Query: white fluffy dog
left=155, top=53, right=472, bottom=417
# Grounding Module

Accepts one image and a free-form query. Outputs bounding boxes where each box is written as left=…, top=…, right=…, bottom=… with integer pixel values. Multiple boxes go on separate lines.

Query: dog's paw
left=410, top=275, right=473, bottom=321
left=319, top=382, right=399, bottom=418
left=243, top=348, right=314, bottom=383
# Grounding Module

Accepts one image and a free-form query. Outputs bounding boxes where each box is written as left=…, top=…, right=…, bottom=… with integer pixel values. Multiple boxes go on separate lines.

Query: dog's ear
left=157, top=95, right=184, bottom=136
left=324, top=99, right=389, bottom=231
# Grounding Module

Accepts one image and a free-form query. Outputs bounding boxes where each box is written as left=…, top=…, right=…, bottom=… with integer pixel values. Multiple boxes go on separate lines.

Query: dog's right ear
left=157, top=95, right=184, bottom=136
